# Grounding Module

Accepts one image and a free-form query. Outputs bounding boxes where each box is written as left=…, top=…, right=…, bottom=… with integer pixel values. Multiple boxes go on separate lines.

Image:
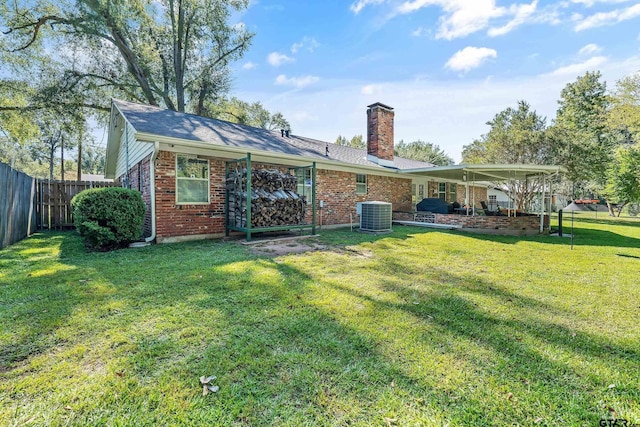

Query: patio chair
left=480, top=201, right=494, bottom=216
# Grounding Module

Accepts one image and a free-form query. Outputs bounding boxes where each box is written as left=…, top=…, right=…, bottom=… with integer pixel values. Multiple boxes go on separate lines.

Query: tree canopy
left=0, top=0, right=254, bottom=114
left=461, top=100, right=550, bottom=210
left=394, top=140, right=453, bottom=166
left=549, top=71, right=613, bottom=184
left=335, top=135, right=365, bottom=149
left=205, top=97, right=290, bottom=130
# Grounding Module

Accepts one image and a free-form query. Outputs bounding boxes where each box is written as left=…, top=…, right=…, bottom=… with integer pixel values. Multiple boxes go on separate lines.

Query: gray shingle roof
left=113, top=99, right=434, bottom=171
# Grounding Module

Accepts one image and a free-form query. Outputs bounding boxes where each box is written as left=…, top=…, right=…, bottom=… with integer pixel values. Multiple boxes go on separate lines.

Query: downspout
left=145, top=142, right=160, bottom=243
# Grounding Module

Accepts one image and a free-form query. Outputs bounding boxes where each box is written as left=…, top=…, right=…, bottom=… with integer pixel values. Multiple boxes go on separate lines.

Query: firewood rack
left=225, top=153, right=317, bottom=241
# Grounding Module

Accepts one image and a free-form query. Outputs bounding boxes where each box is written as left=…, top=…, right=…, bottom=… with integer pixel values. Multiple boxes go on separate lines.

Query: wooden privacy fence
left=0, top=162, right=37, bottom=250
left=35, top=180, right=116, bottom=230
left=1, top=161, right=117, bottom=249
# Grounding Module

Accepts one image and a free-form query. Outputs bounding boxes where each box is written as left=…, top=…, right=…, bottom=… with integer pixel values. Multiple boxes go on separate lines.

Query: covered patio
left=395, top=164, right=565, bottom=234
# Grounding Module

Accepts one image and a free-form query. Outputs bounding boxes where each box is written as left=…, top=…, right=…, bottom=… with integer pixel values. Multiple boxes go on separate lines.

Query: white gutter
left=144, top=141, right=160, bottom=243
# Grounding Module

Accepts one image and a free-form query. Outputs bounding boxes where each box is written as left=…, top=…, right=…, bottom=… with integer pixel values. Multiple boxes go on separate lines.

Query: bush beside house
left=72, top=187, right=146, bottom=250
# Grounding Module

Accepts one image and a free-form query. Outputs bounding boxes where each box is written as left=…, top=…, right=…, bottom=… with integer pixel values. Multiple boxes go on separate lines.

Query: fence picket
left=1, top=161, right=117, bottom=248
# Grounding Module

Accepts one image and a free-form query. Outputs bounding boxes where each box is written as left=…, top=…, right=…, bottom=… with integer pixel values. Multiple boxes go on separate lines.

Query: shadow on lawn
left=309, top=256, right=639, bottom=423
left=3, top=231, right=637, bottom=425
left=0, top=233, right=87, bottom=369
left=455, top=225, right=640, bottom=250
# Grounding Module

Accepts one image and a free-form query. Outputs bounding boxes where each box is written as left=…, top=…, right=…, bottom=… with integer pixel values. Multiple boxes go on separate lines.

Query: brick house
left=107, top=100, right=557, bottom=243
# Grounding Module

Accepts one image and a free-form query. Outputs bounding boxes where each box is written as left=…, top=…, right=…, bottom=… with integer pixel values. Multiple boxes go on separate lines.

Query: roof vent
left=285, top=129, right=290, bottom=138
left=281, top=129, right=285, bottom=137
left=325, top=143, right=329, bottom=157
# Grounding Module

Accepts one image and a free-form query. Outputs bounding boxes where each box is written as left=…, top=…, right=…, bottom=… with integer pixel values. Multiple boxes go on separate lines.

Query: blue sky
left=227, top=0, right=640, bottom=162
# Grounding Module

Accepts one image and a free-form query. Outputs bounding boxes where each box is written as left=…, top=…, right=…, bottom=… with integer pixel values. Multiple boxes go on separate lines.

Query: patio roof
left=399, top=164, right=565, bottom=182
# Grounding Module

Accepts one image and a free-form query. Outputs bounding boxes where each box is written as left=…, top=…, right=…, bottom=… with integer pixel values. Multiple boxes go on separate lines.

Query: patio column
left=464, top=171, right=469, bottom=214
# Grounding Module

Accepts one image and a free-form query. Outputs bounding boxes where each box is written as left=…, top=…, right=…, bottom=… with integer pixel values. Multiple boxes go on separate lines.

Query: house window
left=489, top=194, right=497, bottom=211
left=449, top=183, right=457, bottom=203
left=438, top=182, right=447, bottom=201
left=296, top=168, right=312, bottom=196
left=356, top=174, right=367, bottom=194
left=176, top=155, right=209, bottom=204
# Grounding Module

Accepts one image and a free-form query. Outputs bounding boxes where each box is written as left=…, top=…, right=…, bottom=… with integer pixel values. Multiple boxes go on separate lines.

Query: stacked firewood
left=227, top=168, right=307, bottom=228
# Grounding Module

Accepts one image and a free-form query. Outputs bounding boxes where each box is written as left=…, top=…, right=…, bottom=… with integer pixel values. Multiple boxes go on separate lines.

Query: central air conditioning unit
left=359, top=201, right=392, bottom=232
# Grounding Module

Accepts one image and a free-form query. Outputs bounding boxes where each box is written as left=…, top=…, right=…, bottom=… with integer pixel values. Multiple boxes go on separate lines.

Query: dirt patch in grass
left=248, top=239, right=373, bottom=258
left=249, top=240, right=329, bottom=257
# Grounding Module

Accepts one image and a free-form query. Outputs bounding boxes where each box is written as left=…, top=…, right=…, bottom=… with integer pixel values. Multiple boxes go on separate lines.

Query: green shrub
left=72, top=187, right=146, bottom=250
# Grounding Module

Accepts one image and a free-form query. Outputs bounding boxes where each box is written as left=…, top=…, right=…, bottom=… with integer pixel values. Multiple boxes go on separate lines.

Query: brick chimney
left=367, top=102, right=394, bottom=167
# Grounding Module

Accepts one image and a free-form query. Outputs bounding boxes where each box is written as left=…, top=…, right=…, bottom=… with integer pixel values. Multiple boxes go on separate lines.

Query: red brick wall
left=426, top=182, right=487, bottom=206
left=316, top=170, right=411, bottom=225
left=150, top=151, right=414, bottom=239
left=435, top=213, right=549, bottom=230
left=154, top=151, right=226, bottom=239
left=367, top=105, right=394, bottom=161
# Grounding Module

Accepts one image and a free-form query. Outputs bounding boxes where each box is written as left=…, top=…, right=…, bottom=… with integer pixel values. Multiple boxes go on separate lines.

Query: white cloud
left=578, top=43, right=602, bottom=55
left=227, top=55, right=640, bottom=163
left=411, top=26, right=427, bottom=37
left=396, top=0, right=507, bottom=40
left=350, top=0, right=384, bottom=14
left=275, top=74, right=320, bottom=88
left=267, top=52, right=294, bottom=66
left=575, top=3, right=640, bottom=31
left=570, top=0, right=635, bottom=7
left=291, top=37, right=320, bottom=54
left=242, top=62, right=257, bottom=70
left=445, top=46, right=498, bottom=72
left=361, top=84, right=383, bottom=95
left=488, top=0, right=538, bottom=37
left=548, top=55, right=608, bottom=76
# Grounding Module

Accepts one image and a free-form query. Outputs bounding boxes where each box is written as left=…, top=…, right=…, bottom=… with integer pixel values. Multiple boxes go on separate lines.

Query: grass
left=1, top=216, right=639, bottom=426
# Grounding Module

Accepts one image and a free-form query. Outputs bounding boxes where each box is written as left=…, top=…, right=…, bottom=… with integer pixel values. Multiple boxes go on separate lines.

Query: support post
left=540, top=174, right=545, bottom=233
left=465, top=172, right=469, bottom=215
left=558, top=209, right=563, bottom=237
left=311, top=162, right=317, bottom=235
left=246, top=153, right=252, bottom=242
left=225, top=162, right=230, bottom=237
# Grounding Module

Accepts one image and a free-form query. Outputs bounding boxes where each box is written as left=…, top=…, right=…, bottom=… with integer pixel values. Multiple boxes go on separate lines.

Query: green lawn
left=1, top=217, right=639, bottom=426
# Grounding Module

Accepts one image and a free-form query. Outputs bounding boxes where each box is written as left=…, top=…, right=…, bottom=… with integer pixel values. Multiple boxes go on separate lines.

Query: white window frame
left=176, top=155, right=210, bottom=205
left=438, top=182, right=447, bottom=201
left=296, top=168, right=312, bottom=196
left=356, top=174, right=367, bottom=195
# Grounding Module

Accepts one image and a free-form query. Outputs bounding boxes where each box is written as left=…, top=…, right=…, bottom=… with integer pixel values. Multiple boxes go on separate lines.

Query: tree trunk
left=174, top=0, right=186, bottom=112
left=77, top=129, right=82, bottom=181
left=61, top=135, right=65, bottom=180
left=49, top=138, right=54, bottom=182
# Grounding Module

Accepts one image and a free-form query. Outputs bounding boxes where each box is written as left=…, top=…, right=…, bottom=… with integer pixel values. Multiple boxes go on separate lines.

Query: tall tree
left=549, top=71, right=613, bottom=184
left=0, top=0, right=253, bottom=114
left=203, top=97, right=290, bottom=130
left=335, top=134, right=365, bottom=149
left=608, top=72, right=640, bottom=145
left=604, top=144, right=640, bottom=216
left=395, top=140, right=453, bottom=166
left=462, top=100, right=551, bottom=210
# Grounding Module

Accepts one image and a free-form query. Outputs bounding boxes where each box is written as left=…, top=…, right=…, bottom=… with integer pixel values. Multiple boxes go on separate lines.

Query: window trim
left=356, top=174, right=367, bottom=195
left=449, top=183, right=457, bottom=203
left=296, top=168, right=312, bottom=196
left=176, top=155, right=210, bottom=205
left=438, top=182, right=447, bottom=201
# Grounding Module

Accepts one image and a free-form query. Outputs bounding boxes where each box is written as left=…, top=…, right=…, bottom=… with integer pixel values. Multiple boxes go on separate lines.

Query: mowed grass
left=1, top=217, right=639, bottom=426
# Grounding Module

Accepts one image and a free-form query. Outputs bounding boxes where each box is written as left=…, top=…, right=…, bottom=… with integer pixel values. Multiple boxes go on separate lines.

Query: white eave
left=399, top=163, right=566, bottom=182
